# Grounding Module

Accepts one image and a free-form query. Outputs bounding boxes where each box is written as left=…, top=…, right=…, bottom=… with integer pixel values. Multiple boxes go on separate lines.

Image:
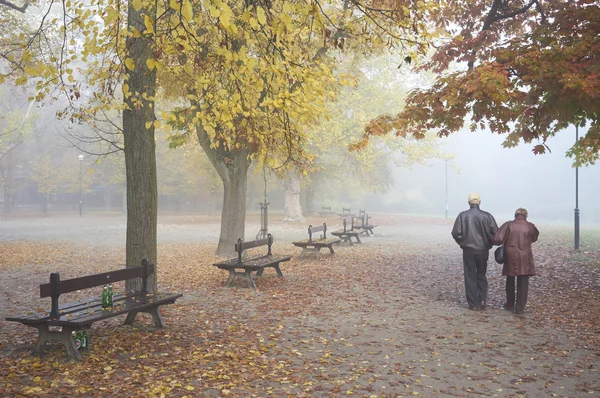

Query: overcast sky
left=381, top=124, right=599, bottom=225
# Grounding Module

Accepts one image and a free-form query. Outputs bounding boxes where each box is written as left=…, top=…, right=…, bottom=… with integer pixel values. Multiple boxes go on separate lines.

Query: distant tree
left=358, top=0, right=600, bottom=166
left=292, top=54, right=448, bottom=218
left=0, top=86, right=36, bottom=213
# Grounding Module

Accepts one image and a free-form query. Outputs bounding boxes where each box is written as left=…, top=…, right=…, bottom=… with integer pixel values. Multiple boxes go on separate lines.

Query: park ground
left=0, top=211, right=599, bottom=397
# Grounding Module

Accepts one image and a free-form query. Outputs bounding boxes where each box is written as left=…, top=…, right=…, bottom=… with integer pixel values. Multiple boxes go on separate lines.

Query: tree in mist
left=293, top=54, right=448, bottom=219
left=2, top=0, right=441, bottom=258
left=0, top=0, right=159, bottom=291
left=356, top=0, right=599, bottom=166
left=162, top=1, right=439, bottom=255
left=0, top=86, right=36, bottom=213
left=29, top=153, right=95, bottom=214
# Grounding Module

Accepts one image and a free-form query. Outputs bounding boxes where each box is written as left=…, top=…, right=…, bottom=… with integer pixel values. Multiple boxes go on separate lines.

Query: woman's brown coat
left=493, top=216, right=539, bottom=276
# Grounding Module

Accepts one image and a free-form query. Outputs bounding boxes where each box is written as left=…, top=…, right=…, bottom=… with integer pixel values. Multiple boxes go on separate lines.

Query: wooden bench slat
left=7, top=292, right=181, bottom=326
left=40, top=264, right=153, bottom=297
left=236, top=238, right=270, bottom=251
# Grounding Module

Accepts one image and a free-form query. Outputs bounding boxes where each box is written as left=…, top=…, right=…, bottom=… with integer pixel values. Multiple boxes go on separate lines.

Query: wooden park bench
left=354, top=213, right=377, bottom=236
left=5, top=259, right=182, bottom=361
left=292, top=223, right=341, bottom=258
left=338, top=207, right=355, bottom=219
left=213, top=234, right=292, bottom=290
left=330, top=217, right=362, bottom=245
left=317, top=206, right=336, bottom=217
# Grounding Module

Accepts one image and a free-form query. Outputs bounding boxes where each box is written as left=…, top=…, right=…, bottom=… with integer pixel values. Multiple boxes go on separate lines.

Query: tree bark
left=216, top=151, right=250, bottom=256
left=283, top=174, right=305, bottom=222
left=123, top=0, right=158, bottom=293
left=195, top=125, right=251, bottom=257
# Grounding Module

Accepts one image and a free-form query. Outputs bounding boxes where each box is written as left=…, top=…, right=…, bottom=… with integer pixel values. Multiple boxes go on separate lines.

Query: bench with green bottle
left=5, top=259, right=182, bottom=360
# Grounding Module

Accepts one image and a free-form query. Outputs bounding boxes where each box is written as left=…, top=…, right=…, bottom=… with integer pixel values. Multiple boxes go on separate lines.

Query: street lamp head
left=78, top=154, right=84, bottom=161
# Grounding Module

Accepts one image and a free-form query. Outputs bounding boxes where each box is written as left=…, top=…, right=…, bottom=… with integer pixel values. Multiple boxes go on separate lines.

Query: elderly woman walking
left=493, top=208, right=539, bottom=315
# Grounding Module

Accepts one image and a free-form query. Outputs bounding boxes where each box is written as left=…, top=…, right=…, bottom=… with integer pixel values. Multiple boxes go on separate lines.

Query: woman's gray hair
left=515, top=208, right=528, bottom=218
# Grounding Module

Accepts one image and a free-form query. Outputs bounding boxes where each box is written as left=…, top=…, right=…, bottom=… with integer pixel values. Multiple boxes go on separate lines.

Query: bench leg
left=273, top=263, right=284, bottom=277
left=328, top=245, right=336, bottom=255
left=245, top=269, right=257, bottom=290
left=354, top=235, right=362, bottom=244
left=225, top=269, right=237, bottom=287
left=124, top=307, right=165, bottom=328
left=34, top=324, right=81, bottom=361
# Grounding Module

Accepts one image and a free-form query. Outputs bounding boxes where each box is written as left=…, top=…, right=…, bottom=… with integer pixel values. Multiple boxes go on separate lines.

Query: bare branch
left=0, top=0, right=29, bottom=13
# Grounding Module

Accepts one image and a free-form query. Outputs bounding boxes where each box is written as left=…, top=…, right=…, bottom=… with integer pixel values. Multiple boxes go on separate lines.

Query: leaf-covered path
left=0, top=213, right=598, bottom=397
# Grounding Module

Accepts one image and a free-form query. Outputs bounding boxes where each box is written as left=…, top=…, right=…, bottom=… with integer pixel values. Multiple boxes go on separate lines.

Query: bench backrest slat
left=236, top=237, right=269, bottom=252
left=342, top=207, right=350, bottom=214
left=234, top=235, right=274, bottom=263
left=308, top=223, right=327, bottom=241
left=40, top=263, right=154, bottom=298
left=322, top=206, right=331, bottom=212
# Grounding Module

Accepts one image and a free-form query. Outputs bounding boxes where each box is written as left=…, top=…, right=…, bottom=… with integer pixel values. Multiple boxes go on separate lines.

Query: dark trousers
left=506, top=276, right=529, bottom=313
left=462, top=250, right=489, bottom=308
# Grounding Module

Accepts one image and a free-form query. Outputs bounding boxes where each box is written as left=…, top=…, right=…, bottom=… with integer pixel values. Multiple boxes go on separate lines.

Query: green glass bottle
left=102, top=285, right=108, bottom=309
left=80, top=330, right=87, bottom=349
left=108, top=284, right=113, bottom=308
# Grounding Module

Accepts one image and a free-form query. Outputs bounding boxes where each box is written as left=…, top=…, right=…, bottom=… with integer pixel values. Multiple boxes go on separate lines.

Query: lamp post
left=78, top=154, right=84, bottom=217
left=574, top=126, right=580, bottom=250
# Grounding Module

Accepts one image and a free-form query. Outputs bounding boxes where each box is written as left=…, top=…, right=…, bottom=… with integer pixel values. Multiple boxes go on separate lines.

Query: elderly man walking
left=451, top=193, right=498, bottom=310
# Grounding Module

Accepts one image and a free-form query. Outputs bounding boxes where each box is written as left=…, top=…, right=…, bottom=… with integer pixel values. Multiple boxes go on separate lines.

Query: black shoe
left=480, top=301, right=487, bottom=310
left=469, top=305, right=480, bottom=311
left=502, top=303, right=514, bottom=311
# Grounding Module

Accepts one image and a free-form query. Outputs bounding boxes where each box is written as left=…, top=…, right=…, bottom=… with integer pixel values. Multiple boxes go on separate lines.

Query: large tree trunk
left=283, top=174, right=305, bottom=222
left=216, top=151, right=250, bottom=256
left=195, top=125, right=251, bottom=257
left=123, top=0, right=158, bottom=293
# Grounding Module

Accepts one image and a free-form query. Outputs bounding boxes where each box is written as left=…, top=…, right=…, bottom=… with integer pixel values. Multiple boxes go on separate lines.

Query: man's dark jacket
left=451, top=205, right=498, bottom=251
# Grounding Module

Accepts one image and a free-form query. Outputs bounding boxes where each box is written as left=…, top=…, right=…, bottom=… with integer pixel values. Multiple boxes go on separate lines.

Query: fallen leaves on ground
left=0, top=217, right=598, bottom=397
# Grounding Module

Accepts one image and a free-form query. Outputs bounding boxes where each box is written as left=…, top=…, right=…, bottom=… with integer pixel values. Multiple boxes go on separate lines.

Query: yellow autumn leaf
left=185, top=386, right=194, bottom=391
left=257, top=7, right=266, bottom=24
left=105, top=9, right=119, bottom=24
left=145, top=121, right=153, bottom=129
left=146, top=59, right=156, bottom=70
left=15, top=76, right=28, bottom=85
left=132, top=0, right=143, bottom=11
left=144, top=15, right=154, bottom=34
left=125, top=58, right=135, bottom=70
left=181, top=0, right=192, bottom=21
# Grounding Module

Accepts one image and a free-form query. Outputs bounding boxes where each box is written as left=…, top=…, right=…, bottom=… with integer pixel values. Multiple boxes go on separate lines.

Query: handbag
left=494, top=245, right=505, bottom=264
left=494, top=222, right=511, bottom=264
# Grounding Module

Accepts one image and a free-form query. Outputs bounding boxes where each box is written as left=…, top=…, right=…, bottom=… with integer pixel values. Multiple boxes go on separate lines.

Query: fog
left=373, top=125, right=600, bottom=225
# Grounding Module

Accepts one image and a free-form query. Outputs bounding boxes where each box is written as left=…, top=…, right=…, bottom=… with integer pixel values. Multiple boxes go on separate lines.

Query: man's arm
left=489, top=214, right=499, bottom=236
left=451, top=214, right=462, bottom=245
